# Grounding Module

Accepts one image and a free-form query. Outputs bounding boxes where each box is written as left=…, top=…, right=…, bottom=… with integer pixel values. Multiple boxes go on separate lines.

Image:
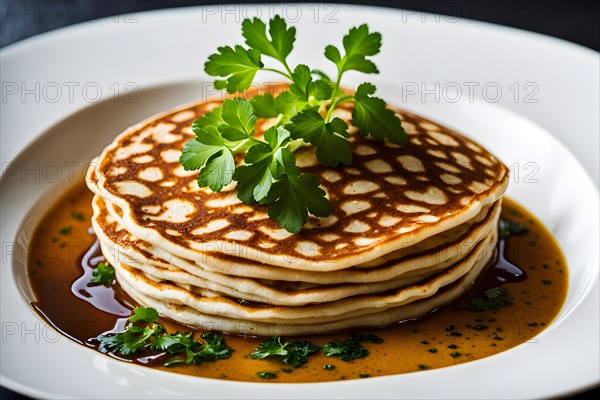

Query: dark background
left=1, top=0, right=599, bottom=50
left=1, top=0, right=598, bottom=399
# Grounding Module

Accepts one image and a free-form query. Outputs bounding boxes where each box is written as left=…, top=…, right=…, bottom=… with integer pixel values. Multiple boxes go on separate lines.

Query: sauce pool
left=26, top=182, right=568, bottom=382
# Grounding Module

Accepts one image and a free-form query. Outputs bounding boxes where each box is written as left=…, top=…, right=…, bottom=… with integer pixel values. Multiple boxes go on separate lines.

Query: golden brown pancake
left=92, top=194, right=500, bottom=306
left=86, top=84, right=508, bottom=334
left=87, top=85, right=508, bottom=271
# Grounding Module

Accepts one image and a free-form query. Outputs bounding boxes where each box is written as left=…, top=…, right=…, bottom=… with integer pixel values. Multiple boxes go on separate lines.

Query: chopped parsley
left=322, top=333, right=383, bottom=361
left=181, top=15, right=406, bottom=233
left=250, top=336, right=320, bottom=367
left=70, top=211, right=85, bottom=221
left=58, top=226, right=72, bottom=235
left=89, top=262, right=115, bottom=285
left=257, top=371, right=278, bottom=379
left=469, top=287, right=513, bottom=312
left=499, top=218, right=528, bottom=239
left=96, top=306, right=233, bottom=366
left=128, top=306, right=158, bottom=323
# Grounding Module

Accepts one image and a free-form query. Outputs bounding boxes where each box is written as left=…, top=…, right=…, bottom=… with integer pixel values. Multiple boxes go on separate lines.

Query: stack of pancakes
left=87, top=87, right=508, bottom=336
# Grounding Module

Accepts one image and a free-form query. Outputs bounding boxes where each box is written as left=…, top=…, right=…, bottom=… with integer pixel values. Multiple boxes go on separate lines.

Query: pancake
left=104, top=230, right=495, bottom=325
left=92, top=194, right=500, bottom=305
left=86, top=85, right=508, bottom=271
left=96, top=188, right=498, bottom=282
left=109, top=233, right=494, bottom=336
left=86, top=84, right=509, bottom=335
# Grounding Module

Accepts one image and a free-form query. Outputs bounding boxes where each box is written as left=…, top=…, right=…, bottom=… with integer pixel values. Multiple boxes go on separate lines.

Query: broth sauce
left=27, top=182, right=568, bottom=382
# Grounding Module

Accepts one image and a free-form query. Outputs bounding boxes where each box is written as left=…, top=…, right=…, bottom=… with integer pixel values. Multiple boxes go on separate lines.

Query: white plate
left=1, top=5, right=598, bottom=399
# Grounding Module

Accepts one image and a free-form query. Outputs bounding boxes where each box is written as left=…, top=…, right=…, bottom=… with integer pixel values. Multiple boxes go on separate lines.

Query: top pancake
left=87, top=85, right=508, bottom=271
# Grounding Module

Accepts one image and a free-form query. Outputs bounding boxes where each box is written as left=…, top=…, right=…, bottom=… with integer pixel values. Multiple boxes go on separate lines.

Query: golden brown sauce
left=27, top=182, right=567, bottom=382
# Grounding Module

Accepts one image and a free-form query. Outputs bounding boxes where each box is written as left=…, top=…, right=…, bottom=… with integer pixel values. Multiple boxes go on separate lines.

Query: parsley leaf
left=90, top=262, right=115, bottom=285
left=180, top=133, right=222, bottom=171
left=129, top=306, right=159, bottom=323
left=251, top=336, right=289, bottom=358
left=99, top=325, right=157, bottom=356
left=250, top=93, right=278, bottom=118
left=192, top=107, right=222, bottom=130
left=204, top=45, right=263, bottom=93
left=70, top=211, right=85, bottom=221
left=197, top=149, right=235, bottom=192
left=499, top=219, right=528, bottom=239
left=469, top=287, right=513, bottom=312
left=322, top=339, right=368, bottom=361
left=157, top=332, right=233, bottom=366
left=96, top=306, right=233, bottom=366
left=282, top=341, right=320, bottom=367
left=184, top=16, right=408, bottom=234
left=242, top=15, right=295, bottom=66
left=251, top=337, right=320, bottom=368
left=196, top=333, right=234, bottom=360
left=289, top=64, right=333, bottom=102
left=323, top=333, right=383, bottom=361
left=289, top=64, right=313, bottom=100
left=234, top=126, right=294, bottom=203
left=180, top=126, right=235, bottom=192
left=257, top=371, right=278, bottom=379
left=219, top=98, right=257, bottom=141
left=350, top=333, right=384, bottom=344
left=274, top=90, right=306, bottom=116
left=288, top=108, right=352, bottom=167
left=266, top=172, right=331, bottom=234
left=325, top=24, right=381, bottom=76
left=352, top=82, right=407, bottom=145
left=150, top=332, right=194, bottom=354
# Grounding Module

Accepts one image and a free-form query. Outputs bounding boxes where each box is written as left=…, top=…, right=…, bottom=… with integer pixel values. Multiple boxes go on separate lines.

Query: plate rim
left=1, top=4, right=599, bottom=399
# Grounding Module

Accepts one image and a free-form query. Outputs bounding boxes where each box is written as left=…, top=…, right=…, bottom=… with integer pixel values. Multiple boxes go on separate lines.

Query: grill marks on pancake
left=87, top=86, right=509, bottom=334
left=93, top=194, right=500, bottom=296
left=92, top=85, right=507, bottom=266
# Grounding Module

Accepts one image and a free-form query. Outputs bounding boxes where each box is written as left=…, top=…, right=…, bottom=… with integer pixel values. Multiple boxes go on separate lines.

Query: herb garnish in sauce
left=257, top=371, right=278, bottom=379
left=97, top=306, right=233, bottom=366
left=89, top=262, right=115, bottom=285
left=323, top=333, right=383, bottom=361
left=250, top=336, right=320, bottom=367
left=499, top=218, right=528, bottom=239
left=469, top=287, right=513, bottom=312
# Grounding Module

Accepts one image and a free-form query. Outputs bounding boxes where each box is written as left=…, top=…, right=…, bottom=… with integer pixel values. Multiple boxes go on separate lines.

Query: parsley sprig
left=96, top=306, right=233, bottom=366
left=322, top=333, right=383, bottom=361
left=181, top=15, right=406, bottom=233
left=89, top=262, right=115, bottom=285
left=250, top=336, right=320, bottom=367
